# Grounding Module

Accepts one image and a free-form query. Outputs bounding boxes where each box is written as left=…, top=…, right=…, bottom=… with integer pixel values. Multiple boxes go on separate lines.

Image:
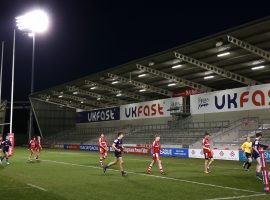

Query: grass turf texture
left=0, top=147, right=269, bottom=200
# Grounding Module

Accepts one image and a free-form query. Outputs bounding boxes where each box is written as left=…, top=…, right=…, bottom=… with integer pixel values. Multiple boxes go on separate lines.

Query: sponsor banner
left=77, top=107, right=120, bottom=123
left=173, top=88, right=204, bottom=97
left=124, top=146, right=149, bottom=155
left=190, top=83, right=270, bottom=114
left=239, top=150, right=270, bottom=163
left=260, top=149, right=270, bottom=192
left=120, top=97, right=183, bottom=120
left=150, top=148, right=189, bottom=158
left=173, top=148, right=189, bottom=158
left=53, top=144, right=64, bottom=149
left=42, top=144, right=50, bottom=148
left=189, top=149, right=239, bottom=160
left=80, top=145, right=99, bottom=151
left=8, top=133, right=14, bottom=156
left=64, top=144, right=80, bottom=150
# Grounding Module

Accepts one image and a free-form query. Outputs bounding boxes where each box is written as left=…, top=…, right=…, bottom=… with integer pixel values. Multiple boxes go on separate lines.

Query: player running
left=147, top=135, right=165, bottom=175
left=103, top=132, right=128, bottom=177
left=202, top=132, right=214, bottom=174
left=28, top=137, right=36, bottom=161
left=241, top=136, right=252, bottom=171
left=35, top=136, right=42, bottom=160
left=0, top=136, right=12, bottom=165
left=252, top=132, right=263, bottom=180
left=99, top=133, right=108, bottom=167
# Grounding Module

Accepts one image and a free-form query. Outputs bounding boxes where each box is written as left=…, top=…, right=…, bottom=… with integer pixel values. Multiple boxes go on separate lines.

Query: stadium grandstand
left=29, top=17, right=270, bottom=149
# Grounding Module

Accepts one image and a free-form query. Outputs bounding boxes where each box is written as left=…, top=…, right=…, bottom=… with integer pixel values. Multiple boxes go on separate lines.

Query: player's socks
left=255, top=171, right=261, bottom=180
left=6, top=158, right=9, bottom=165
left=99, top=158, right=103, bottom=167
left=160, top=168, right=165, bottom=175
left=243, top=162, right=247, bottom=169
left=103, top=165, right=108, bottom=173
left=147, top=165, right=152, bottom=173
left=247, top=163, right=251, bottom=169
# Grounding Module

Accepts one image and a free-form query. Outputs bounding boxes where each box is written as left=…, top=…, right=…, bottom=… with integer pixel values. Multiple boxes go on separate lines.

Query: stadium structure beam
left=51, top=90, right=109, bottom=108
left=38, top=95, right=92, bottom=110
left=84, top=80, right=145, bottom=101
left=136, top=64, right=213, bottom=92
left=67, top=86, right=127, bottom=105
left=107, top=73, right=173, bottom=97
left=227, top=35, right=270, bottom=61
left=174, top=52, right=260, bottom=85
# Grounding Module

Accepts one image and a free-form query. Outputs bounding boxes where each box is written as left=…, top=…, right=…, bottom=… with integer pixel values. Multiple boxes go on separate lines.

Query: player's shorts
left=245, top=152, right=252, bottom=159
left=114, top=151, right=122, bottom=158
left=152, top=152, right=161, bottom=161
left=99, top=147, right=107, bottom=155
left=252, top=152, right=260, bottom=160
left=203, top=149, right=213, bottom=160
left=2, top=147, right=9, bottom=154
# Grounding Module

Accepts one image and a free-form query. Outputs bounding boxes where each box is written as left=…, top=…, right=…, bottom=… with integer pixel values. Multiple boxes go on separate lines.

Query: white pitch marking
left=27, top=183, right=47, bottom=192
left=0, top=187, right=32, bottom=191
left=205, top=193, right=266, bottom=200
left=42, top=159, right=261, bottom=194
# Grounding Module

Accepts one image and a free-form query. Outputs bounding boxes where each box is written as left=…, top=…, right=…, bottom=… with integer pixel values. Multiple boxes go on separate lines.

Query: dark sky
left=0, top=1, right=269, bottom=101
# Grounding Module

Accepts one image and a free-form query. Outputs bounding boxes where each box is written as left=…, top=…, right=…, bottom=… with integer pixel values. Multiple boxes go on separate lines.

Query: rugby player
left=1, top=136, right=11, bottom=165
left=99, top=133, right=107, bottom=167
left=35, top=136, right=42, bottom=160
left=103, top=132, right=128, bottom=177
left=252, top=132, right=263, bottom=180
left=146, top=135, right=165, bottom=175
left=202, top=132, right=214, bottom=174
left=28, top=136, right=36, bottom=161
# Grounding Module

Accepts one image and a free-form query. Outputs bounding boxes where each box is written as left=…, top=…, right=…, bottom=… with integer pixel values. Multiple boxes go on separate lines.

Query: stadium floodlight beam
left=16, top=9, right=49, bottom=141
left=15, top=10, right=49, bottom=33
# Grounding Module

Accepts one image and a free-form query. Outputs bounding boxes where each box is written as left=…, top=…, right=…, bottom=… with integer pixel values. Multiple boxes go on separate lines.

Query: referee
left=241, top=136, right=252, bottom=171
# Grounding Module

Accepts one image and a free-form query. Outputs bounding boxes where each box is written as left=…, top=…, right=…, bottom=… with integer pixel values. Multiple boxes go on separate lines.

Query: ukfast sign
left=77, top=107, right=120, bottom=123
left=190, top=83, right=270, bottom=114
left=120, top=97, right=183, bottom=120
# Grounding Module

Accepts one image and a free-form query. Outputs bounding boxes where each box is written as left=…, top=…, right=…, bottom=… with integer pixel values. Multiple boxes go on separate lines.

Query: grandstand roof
left=31, top=17, right=270, bottom=110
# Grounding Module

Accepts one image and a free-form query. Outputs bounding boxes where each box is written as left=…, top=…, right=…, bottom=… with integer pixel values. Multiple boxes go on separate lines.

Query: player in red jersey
left=99, top=133, right=108, bottom=167
left=202, top=132, right=214, bottom=174
left=147, top=135, right=165, bottom=175
left=28, top=136, right=36, bottom=161
left=35, top=136, right=42, bottom=160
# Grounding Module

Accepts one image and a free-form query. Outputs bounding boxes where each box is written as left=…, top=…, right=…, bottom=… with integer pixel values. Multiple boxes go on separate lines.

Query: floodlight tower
left=16, top=10, right=49, bottom=140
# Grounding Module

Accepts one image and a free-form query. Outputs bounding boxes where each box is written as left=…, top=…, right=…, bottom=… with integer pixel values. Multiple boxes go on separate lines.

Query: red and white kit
left=202, top=137, right=213, bottom=159
left=36, top=139, right=42, bottom=152
left=29, top=139, right=36, bottom=154
left=152, top=140, right=161, bottom=161
left=99, top=136, right=107, bottom=155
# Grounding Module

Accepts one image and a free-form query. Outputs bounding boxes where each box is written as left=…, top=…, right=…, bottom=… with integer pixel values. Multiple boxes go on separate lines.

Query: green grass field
left=0, top=148, right=269, bottom=200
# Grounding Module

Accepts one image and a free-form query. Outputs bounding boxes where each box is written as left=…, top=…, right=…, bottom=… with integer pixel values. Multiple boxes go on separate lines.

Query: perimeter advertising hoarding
left=80, top=145, right=149, bottom=155
left=239, top=150, right=270, bottom=163
left=77, top=107, right=120, bottom=123
left=190, top=83, right=270, bottom=114
left=120, top=97, right=183, bottom=120
left=64, top=144, right=80, bottom=150
left=150, top=148, right=189, bottom=158
left=189, top=149, right=239, bottom=161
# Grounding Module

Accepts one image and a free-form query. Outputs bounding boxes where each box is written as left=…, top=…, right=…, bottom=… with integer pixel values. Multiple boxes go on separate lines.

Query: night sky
left=0, top=1, right=269, bottom=136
